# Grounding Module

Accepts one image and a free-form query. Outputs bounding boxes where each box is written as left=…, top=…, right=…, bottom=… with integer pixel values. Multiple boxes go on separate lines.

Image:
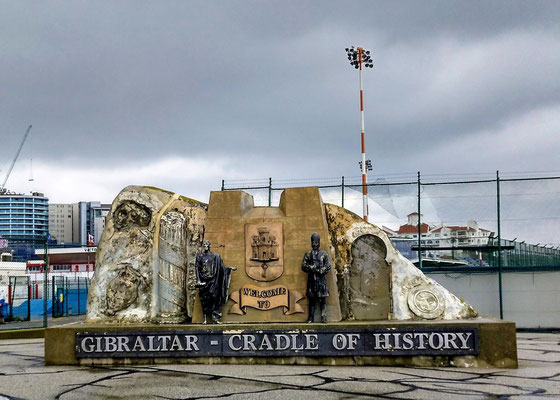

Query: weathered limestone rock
left=325, top=204, right=478, bottom=321
left=86, top=186, right=207, bottom=323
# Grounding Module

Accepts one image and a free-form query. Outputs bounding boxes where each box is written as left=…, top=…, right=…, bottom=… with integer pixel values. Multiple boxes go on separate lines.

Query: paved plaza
left=0, top=332, right=558, bottom=399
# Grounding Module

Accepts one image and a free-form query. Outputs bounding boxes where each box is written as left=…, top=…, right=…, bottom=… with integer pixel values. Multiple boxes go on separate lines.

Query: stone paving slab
left=0, top=315, right=86, bottom=332
left=0, top=333, right=558, bottom=399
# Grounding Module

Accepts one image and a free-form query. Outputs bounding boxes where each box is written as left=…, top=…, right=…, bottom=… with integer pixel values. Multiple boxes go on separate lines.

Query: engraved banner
left=229, top=284, right=304, bottom=315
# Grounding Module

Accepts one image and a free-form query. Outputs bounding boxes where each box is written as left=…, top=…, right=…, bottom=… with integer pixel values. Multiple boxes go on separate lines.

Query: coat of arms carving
left=245, top=223, right=283, bottom=281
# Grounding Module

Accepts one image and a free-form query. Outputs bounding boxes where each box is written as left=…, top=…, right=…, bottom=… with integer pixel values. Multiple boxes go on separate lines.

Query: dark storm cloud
left=1, top=0, right=560, bottom=182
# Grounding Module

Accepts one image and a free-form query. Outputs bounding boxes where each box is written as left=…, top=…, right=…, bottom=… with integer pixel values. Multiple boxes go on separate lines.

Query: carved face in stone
left=113, top=201, right=152, bottom=230
left=311, top=233, right=320, bottom=251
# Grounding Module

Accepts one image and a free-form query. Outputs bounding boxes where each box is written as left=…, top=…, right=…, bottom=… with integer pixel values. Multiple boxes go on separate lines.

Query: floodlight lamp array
left=345, top=46, right=373, bottom=69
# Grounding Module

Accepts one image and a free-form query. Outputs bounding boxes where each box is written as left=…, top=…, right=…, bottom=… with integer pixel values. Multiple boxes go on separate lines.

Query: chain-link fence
left=222, top=172, right=560, bottom=270
left=1, top=275, right=90, bottom=328
left=51, top=276, right=90, bottom=318
left=7, top=276, right=30, bottom=321
left=0, top=235, right=94, bottom=329
left=222, top=172, right=560, bottom=323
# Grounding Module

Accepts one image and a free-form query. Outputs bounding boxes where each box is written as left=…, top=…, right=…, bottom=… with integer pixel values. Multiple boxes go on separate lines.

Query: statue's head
left=311, top=232, right=320, bottom=250
left=202, top=240, right=211, bottom=252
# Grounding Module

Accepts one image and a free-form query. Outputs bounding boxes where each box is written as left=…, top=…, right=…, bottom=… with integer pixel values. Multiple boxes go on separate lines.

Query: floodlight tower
left=345, top=46, right=373, bottom=222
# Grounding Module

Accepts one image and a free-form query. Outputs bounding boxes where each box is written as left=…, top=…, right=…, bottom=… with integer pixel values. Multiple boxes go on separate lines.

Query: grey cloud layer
left=1, top=1, right=560, bottom=180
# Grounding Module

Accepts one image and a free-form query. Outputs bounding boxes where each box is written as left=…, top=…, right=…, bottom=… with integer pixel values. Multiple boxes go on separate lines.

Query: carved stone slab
left=85, top=186, right=207, bottom=324
left=192, top=187, right=342, bottom=323
left=245, top=222, right=283, bottom=282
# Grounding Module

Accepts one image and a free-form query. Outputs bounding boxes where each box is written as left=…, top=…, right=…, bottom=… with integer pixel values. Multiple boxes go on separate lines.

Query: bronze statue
left=301, top=232, right=331, bottom=323
left=195, top=240, right=236, bottom=323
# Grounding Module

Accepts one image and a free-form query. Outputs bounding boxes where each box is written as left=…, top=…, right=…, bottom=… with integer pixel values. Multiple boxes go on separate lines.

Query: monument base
left=44, top=318, right=517, bottom=368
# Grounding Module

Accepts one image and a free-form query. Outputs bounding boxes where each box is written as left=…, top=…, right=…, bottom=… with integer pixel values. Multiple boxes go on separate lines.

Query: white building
left=387, top=212, right=493, bottom=260
left=429, top=220, right=492, bottom=249
left=31, top=247, right=96, bottom=283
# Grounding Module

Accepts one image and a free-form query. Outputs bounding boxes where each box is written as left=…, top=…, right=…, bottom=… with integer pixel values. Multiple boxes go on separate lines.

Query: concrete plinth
left=45, top=317, right=517, bottom=368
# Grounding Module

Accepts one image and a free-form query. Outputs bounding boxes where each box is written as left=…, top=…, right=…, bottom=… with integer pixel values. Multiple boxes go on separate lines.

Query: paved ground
left=0, top=315, right=85, bottom=331
left=0, top=332, right=558, bottom=399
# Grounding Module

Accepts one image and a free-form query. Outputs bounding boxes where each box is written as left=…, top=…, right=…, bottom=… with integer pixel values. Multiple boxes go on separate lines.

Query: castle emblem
left=245, top=223, right=283, bottom=282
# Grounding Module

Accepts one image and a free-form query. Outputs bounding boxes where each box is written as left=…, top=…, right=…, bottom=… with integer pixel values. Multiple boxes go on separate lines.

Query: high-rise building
left=48, top=203, right=74, bottom=244
left=75, top=201, right=111, bottom=245
left=49, top=201, right=111, bottom=246
left=0, top=192, right=49, bottom=261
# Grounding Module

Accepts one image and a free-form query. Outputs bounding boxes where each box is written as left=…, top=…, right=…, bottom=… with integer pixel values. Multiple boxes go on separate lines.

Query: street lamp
left=345, top=46, right=373, bottom=222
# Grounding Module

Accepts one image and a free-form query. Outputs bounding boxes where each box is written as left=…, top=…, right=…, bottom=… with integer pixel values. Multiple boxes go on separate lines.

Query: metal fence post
left=268, top=177, right=272, bottom=207
left=43, top=237, right=48, bottom=328
left=65, top=277, right=69, bottom=316
left=221, top=179, right=225, bottom=191
left=497, top=170, right=503, bottom=319
left=77, top=278, right=81, bottom=314
left=27, top=279, right=31, bottom=321
left=341, top=176, right=345, bottom=208
left=8, top=281, right=12, bottom=319
left=417, top=171, right=422, bottom=270
left=51, top=276, right=55, bottom=317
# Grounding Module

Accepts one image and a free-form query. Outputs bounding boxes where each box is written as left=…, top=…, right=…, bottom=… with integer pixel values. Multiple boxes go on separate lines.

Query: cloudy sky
left=1, top=1, right=559, bottom=238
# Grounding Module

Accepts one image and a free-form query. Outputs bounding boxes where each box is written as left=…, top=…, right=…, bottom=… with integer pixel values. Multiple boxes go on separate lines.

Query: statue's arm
left=319, top=253, right=332, bottom=275
left=194, top=254, right=205, bottom=286
left=301, top=252, right=312, bottom=272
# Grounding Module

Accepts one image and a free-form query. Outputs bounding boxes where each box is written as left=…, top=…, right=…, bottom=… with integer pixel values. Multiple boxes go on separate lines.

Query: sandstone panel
left=192, top=187, right=342, bottom=323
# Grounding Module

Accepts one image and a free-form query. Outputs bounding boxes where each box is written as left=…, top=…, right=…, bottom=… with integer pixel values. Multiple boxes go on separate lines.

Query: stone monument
left=45, top=186, right=517, bottom=369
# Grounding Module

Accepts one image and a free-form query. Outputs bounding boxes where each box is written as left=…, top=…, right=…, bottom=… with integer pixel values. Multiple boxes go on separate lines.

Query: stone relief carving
left=324, top=203, right=478, bottom=321
left=113, top=200, right=152, bottom=230
left=105, top=264, right=146, bottom=316
left=407, top=278, right=446, bottom=319
left=86, top=186, right=207, bottom=324
left=349, top=234, right=391, bottom=320
left=250, top=228, right=280, bottom=278
left=157, top=211, right=189, bottom=322
left=245, top=223, right=283, bottom=281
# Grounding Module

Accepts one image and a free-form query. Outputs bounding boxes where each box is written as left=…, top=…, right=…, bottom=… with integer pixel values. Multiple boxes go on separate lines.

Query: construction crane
left=0, top=125, right=32, bottom=194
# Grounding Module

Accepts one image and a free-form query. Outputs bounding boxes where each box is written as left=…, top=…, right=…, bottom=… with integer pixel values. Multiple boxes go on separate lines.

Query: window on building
left=52, top=265, right=71, bottom=271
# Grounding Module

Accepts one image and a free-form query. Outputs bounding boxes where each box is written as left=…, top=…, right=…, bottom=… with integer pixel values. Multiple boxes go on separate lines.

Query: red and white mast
left=358, top=47, right=368, bottom=222
left=346, top=46, right=373, bottom=222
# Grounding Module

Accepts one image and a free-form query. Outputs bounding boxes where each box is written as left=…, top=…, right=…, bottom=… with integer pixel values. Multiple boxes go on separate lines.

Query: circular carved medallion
left=407, top=285, right=445, bottom=319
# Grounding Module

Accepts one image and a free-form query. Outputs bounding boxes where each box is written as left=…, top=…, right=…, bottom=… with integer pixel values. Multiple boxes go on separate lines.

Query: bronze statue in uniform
left=301, top=232, right=331, bottom=323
